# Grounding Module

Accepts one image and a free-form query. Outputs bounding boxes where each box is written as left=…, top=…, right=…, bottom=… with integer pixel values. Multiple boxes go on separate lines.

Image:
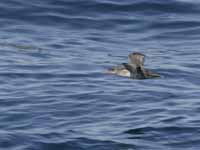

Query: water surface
left=0, top=0, right=200, bottom=149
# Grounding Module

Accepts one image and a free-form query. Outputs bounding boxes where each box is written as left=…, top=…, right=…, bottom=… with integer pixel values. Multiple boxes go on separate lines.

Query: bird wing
left=122, top=63, right=136, bottom=73
left=128, top=52, right=145, bottom=67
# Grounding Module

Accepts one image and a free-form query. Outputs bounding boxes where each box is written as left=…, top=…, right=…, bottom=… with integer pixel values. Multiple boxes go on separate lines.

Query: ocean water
left=0, top=0, right=200, bottom=149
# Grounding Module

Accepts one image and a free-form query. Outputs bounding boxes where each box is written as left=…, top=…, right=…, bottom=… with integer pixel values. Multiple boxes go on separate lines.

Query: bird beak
left=104, top=69, right=114, bottom=74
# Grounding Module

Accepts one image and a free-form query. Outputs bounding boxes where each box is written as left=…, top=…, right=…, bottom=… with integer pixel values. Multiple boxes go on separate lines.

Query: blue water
left=0, top=0, right=200, bottom=149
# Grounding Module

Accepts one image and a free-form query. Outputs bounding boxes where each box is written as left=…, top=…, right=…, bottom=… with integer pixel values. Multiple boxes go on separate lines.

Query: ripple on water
left=0, top=0, right=200, bottom=150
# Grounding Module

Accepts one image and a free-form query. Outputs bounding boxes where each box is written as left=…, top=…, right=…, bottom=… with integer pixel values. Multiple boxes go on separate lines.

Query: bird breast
left=117, top=69, right=131, bottom=77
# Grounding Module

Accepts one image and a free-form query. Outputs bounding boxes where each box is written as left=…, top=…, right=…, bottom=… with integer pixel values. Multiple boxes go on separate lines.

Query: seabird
left=105, top=52, right=160, bottom=79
